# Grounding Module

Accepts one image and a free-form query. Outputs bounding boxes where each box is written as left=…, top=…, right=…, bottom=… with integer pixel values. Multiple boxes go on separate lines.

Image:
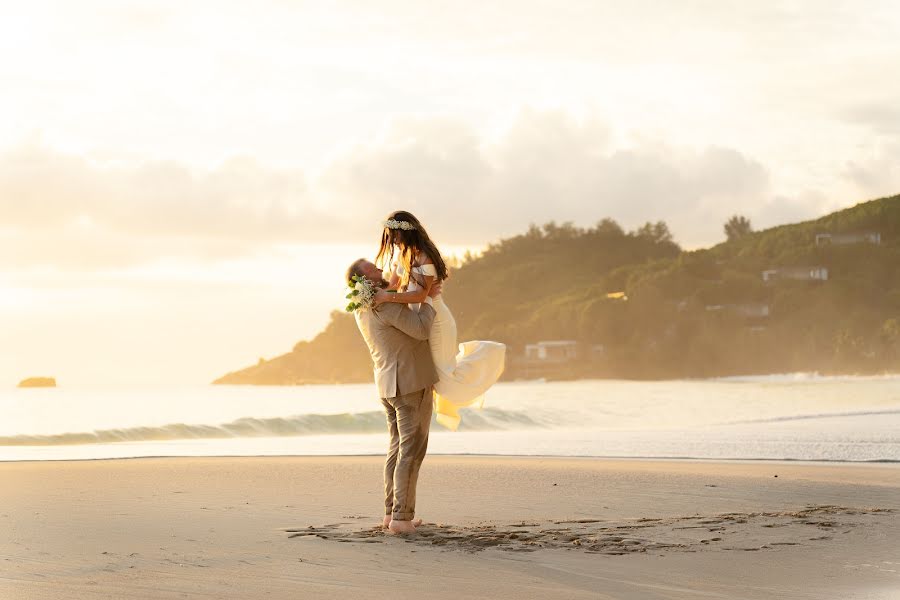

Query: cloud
left=752, top=190, right=833, bottom=230
left=841, top=104, right=900, bottom=137
left=843, top=141, right=900, bottom=195
left=319, top=110, right=774, bottom=247
left=838, top=101, right=900, bottom=194
left=2, top=109, right=846, bottom=271
left=0, top=144, right=325, bottom=268
left=0, top=145, right=312, bottom=236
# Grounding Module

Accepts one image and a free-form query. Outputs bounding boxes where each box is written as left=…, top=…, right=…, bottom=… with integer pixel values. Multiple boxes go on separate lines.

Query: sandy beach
left=2, top=456, right=899, bottom=599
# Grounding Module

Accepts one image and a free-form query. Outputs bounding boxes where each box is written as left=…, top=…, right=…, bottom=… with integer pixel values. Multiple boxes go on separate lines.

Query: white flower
left=384, top=219, right=416, bottom=231
left=346, top=275, right=378, bottom=312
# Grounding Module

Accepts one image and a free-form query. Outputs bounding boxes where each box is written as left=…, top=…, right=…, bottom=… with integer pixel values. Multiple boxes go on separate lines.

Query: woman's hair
left=375, top=210, right=449, bottom=289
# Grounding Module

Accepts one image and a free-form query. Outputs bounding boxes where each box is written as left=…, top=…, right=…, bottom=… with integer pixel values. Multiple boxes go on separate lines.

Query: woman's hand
left=374, top=289, right=391, bottom=306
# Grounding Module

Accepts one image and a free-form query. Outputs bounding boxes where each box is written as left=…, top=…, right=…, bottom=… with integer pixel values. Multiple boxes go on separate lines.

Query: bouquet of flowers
left=345, top=275, right=377, bottom=312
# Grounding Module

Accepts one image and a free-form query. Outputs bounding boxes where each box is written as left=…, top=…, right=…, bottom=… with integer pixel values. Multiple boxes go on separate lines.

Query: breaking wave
left=722, top=408, right=900, bottom=426
left=712, top=372, right=900, bottom=384
left=0, top=408, right=544, bottom=446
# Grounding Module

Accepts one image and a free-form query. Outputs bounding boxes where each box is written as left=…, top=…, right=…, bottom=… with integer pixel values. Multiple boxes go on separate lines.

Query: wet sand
left=2, top=456, right=899, bottom=599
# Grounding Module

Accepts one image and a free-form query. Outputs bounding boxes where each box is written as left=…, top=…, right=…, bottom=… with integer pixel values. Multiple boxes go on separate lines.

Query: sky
left=2, top=0, right=900, bottom=386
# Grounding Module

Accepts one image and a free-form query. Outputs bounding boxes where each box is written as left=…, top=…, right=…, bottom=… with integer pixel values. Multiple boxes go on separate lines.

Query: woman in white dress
left=373, top=210, right=506, bottom=430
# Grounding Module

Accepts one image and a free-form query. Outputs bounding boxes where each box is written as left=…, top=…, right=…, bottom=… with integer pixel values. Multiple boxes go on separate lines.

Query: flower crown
left=384, top=219, right=416, bottom=231
left=345, top=275, right=377, bottom=312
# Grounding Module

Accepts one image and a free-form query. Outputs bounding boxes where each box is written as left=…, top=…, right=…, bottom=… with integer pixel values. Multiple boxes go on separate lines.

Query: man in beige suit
left=347, top=259, right=441, bottom=535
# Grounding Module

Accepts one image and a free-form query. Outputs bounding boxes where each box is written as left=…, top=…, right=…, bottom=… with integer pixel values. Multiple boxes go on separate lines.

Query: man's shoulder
left=366, top=303, right=401, bottom=321
left=356, top=306, right=390, bottom=324
left=371, top=303, right=403, bottom=321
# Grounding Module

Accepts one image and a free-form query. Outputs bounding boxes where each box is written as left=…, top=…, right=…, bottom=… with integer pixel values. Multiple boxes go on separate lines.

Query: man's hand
left=428, top=281, right=443, bottom=298
left=373, top=289, right=391, bottom=306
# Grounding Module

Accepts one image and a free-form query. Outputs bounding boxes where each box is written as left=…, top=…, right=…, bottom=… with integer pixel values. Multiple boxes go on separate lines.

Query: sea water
left=1, top=374, right=898, bottom=462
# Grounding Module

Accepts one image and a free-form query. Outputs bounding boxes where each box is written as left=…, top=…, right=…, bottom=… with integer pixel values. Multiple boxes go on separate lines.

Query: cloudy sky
left=2, top=0, right=899, bottom=386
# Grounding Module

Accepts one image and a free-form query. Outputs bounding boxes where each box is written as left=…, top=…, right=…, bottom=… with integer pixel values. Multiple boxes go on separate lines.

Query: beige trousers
left=380, top=386, right=433, bottom=520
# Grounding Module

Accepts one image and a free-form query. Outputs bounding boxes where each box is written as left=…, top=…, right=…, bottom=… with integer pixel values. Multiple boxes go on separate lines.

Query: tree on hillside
left=633, top=221, right=675, bottom=245
left=595, top=218, right=625, bottom=236
left=724, top=215, right=753, bottom=241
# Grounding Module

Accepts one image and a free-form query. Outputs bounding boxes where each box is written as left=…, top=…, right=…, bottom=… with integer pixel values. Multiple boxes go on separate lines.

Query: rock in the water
left=17, top=377, right=57, bottom=388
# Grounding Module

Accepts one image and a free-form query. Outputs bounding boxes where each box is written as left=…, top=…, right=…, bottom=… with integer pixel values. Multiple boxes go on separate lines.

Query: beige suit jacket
left=355, top=299, right=438, bottom=399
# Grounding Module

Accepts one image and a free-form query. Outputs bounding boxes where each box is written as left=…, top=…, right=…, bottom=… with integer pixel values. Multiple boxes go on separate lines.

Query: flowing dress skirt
left=428, top=296, right=506, bottom=430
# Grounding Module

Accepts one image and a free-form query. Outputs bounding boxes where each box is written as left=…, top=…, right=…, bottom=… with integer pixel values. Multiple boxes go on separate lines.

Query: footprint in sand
left=283, top=505, right=895, bottom=556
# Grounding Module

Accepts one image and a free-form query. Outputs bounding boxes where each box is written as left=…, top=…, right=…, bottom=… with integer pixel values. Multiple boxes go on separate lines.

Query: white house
left=734, top=303, right=771, bottom=318
left=762, top=267, right=828, bottom=282
left=815, top=232, right=881, bottom=246
left=705, top=303, right=770, bottom=317
left=525, top=340, right=578, bottom=362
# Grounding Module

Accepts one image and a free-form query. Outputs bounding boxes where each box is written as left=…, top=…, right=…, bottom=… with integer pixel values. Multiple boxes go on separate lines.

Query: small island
left=17, top=377, right=57, bottom=388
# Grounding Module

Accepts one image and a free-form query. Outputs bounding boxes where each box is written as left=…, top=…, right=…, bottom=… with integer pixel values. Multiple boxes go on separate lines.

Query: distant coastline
left=215, top=194, right=900, bottom=387
left=213, top=368, right=900, bottom=387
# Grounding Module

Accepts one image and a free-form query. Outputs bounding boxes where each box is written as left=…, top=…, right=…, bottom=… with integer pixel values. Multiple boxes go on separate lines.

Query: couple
left=345, top=210, right=506, bottom=534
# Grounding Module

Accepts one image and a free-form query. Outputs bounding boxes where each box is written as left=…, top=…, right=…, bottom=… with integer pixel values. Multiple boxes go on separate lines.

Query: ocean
left=2, top=374, right=898, bottom=462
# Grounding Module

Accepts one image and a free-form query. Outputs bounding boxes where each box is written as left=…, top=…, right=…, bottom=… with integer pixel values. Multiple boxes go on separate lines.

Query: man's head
left=346, top=258, right=385, bottom=287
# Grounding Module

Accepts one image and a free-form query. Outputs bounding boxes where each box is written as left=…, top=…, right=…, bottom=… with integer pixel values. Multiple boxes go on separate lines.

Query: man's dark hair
left=345, top=258, right=367, bottom=284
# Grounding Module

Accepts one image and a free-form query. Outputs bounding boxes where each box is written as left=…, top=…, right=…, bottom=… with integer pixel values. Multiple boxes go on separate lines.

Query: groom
left=346, top=259, right=441, bottom=535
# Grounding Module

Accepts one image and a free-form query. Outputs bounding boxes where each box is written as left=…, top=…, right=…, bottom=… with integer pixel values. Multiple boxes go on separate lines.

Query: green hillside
left=214, top=194, right=900, bottom=384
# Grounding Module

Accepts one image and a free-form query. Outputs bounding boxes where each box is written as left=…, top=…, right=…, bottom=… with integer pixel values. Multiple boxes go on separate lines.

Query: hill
left=214, top=194, right=900, bottom=384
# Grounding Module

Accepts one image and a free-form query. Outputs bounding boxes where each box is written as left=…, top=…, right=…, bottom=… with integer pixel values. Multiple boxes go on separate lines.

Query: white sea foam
left=2, top=376, right=899, bottom=462
left=712, top=372, right=900, bottom=384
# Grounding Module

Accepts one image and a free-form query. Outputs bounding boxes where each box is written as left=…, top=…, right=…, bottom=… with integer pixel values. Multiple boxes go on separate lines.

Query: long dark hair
left=375, top=210, right=449, bottom=289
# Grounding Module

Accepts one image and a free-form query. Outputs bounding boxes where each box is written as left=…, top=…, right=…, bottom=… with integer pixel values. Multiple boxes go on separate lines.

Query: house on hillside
left=704, top=303, right=770, bottom=318
left=525, top=340, right=578, bottom=363
left=815, top=232, right=881, bottom=246
left=761, top=267, right=828, bottom=282
left=514, top=340, right=589, bottom=381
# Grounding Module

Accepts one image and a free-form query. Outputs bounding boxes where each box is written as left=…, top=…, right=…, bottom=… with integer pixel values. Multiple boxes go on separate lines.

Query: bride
left=372, top=210, right=506, bottom=430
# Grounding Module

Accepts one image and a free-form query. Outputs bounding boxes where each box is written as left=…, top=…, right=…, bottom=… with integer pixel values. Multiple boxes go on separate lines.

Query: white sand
left=2, top=456, right=899, bottom=599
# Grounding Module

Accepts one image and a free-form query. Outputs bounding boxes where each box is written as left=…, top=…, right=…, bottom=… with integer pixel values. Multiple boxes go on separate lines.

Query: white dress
left=397, top=262, right=506, bottom=431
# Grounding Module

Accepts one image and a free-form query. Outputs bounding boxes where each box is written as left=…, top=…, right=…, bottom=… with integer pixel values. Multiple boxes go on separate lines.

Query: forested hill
left=214, top=194, right=900, bottom=384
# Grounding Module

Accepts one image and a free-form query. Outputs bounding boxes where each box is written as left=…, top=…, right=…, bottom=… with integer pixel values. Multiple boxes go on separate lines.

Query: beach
left=2, top=456, right=898, bottom=599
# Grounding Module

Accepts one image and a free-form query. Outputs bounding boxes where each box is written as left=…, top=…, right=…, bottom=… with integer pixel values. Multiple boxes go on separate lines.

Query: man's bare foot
left=387, top=520, right=418, bottom=535
left=383, top=517, right=422, bottom=529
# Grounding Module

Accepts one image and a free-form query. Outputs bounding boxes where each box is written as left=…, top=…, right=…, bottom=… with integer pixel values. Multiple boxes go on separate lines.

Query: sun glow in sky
left=2, top=1, right=900, bottom=385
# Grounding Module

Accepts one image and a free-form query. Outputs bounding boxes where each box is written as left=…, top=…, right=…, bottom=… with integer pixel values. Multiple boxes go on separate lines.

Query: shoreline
left=2, top=452, right=900, bottom=465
